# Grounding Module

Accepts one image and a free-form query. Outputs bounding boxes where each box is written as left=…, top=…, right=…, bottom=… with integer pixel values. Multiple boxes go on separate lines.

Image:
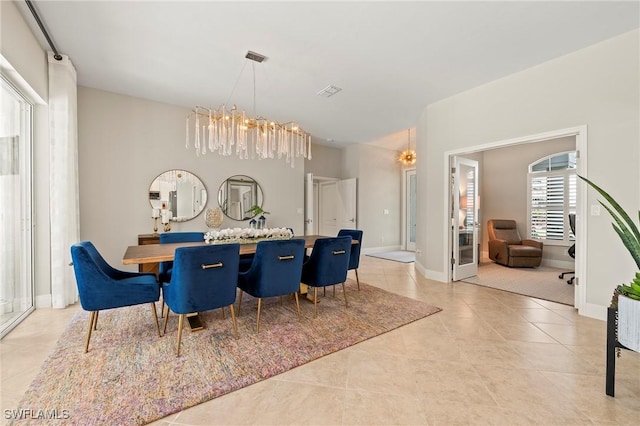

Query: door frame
left=401, top=168, right=416, bottom=251
left=443, top=126, right=588, bottom=311
left=451, top=157, right=479, bottom=281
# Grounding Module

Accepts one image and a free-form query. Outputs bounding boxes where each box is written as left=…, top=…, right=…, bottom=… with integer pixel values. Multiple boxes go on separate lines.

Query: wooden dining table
left=122, top=234, right=348, bottom=265
left=122, top=234, right=357, bottom=331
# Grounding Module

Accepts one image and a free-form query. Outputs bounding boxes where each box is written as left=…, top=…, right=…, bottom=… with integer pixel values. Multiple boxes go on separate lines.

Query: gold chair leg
left=150, top=303, right=161, bottom=337
left=84, top=311, right=97, bottom=353
left=355, top=269, right=360, bottom=290
left=314, top=287, right=318, bottom=318
left=176, top=314, right=185, bottom=357
left=294, top=292, right=301, bottom=320
left=342, top=282, right=349, bottom=307
left=221, top=306, right=225, bottom=319
left=93, top=310, right=99, bottom=330
left=256, top=298, right=262, bottom=332
left=237, top=290, right=243, bottom=315
left=162, top=306, right=170, bottom=335
left=229, top=304, right=239, bottom=338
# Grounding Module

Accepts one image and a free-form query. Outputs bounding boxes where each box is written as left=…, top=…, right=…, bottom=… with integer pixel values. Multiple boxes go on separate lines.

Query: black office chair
left=559, top=213, right=576, bottom=284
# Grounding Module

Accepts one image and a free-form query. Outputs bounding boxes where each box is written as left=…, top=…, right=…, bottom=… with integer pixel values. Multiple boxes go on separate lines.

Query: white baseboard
left=541, top=259, right=575, bottom=270
left=579, top=302, right=607, bottom=321
left=36, top=294, right=52, bottom=309
left=415, top=261, right=448, bottom=283
left=362, top=245, right=402, bottom=255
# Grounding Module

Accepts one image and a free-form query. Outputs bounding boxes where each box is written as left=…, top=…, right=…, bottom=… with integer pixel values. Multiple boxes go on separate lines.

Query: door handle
left=349, top=218, right=355, bottom=222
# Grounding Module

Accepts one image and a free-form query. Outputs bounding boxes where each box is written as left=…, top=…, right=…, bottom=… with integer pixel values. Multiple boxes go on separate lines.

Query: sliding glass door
left=0, top=77, right=34, bottom=338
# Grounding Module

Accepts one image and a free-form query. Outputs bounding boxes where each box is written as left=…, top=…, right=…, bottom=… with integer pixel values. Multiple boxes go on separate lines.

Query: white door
left=405, top=169, right=417, bottom=251
left=304, top=173, right=314, bottom=235
left=337, top=178, right=357, bottom=230
left=319, top=182, right=338, bottom=236
left=452, top=157, right=479, bottom=281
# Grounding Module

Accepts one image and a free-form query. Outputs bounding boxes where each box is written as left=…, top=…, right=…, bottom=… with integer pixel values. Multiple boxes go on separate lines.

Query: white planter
left=618, top=294, right=640, bottom=352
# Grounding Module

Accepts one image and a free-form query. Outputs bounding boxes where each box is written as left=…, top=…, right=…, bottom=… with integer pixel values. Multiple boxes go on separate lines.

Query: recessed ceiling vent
left=317, top=85, right=342, bottom=98
left=245, top=51, right=267, bottom=63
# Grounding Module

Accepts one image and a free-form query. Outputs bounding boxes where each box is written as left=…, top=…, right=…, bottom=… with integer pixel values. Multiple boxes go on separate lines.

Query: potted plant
left=246, top=205, right=269, bottom=229
left=580, top=175, right=640, bottom=352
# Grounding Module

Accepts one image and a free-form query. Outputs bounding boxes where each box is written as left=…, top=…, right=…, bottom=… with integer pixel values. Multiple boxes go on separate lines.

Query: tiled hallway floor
left=2, top=257, right=639, bottom=425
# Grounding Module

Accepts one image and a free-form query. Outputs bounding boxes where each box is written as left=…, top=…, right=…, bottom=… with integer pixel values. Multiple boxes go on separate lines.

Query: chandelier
left=185, top=51, right=311, bottom=168
left=398, top=128, right=416, bottom=166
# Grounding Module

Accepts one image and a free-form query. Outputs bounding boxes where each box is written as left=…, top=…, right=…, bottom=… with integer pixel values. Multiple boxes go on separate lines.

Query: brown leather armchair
left=487, top=219, right=543, bottom=267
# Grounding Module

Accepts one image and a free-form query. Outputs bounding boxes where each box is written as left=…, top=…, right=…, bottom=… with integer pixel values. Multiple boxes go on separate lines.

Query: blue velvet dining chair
left=337, top=229, right=363, bottom=290
left=162, top=243, right=240, bottom=356
left=300, top=236, right=352, bottom=317
left=70, top=241, right=161, bottom=353
left=237, top=239, right=305, bottom=332
left=158, top=232, right=205, bottom=284
left=158, top=232, right=204, bottom=317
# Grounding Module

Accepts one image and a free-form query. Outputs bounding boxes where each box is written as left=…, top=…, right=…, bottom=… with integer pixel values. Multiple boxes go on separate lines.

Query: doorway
left=445, top=126, right=587, bottom=310
left=305, top=173, right=357, bottom=236
left=403, top=168, right=417, bottom=251
left=0, top=77, right=34, bottom=338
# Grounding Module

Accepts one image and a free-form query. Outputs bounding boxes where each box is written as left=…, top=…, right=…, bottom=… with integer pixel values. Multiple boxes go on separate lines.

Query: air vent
left=317, top=85, right=342, bottom=98
left=245, top=51, right=267, bottom=63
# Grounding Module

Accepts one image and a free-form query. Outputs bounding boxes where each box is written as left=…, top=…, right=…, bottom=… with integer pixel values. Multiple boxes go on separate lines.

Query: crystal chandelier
left=398, top=128, right=416, bottom=166
left=185, top=51, right=311, bottom=168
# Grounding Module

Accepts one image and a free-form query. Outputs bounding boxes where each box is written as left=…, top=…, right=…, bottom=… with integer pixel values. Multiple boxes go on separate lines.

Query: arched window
left=527, top=151, right=576, bottom=245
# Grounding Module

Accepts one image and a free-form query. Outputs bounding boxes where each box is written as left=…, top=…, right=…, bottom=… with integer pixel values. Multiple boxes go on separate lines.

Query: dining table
left=122, top=234, right=357, bottom=331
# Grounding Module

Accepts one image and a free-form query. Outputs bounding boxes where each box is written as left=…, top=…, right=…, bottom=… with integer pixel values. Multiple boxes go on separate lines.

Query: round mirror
left=218, top=175, right=263, bottom=221
left=148, top=170, right=207, bottom=221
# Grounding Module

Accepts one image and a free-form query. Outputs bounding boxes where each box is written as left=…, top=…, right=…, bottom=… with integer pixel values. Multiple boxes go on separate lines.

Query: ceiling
left=18, top=1, right=640, bottom=150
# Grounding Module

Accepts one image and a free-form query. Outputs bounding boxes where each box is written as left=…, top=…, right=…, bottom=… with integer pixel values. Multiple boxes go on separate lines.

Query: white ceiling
left=18, top=1, right=640, bottom=150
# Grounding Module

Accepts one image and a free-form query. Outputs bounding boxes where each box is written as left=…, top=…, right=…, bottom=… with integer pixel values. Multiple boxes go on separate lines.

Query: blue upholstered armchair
left=70, top=241, right=161, bottom=353
left=301, top=236, right=352, bottom=317
left=337, top=229, right=363, bottom=290
left=162, top=243, right=240, bottom=356
left=237, top=239, right=305, bottom=331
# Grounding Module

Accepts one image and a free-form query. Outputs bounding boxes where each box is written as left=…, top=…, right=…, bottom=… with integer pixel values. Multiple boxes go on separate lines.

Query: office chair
left=559, top=213, right=576, bottom=284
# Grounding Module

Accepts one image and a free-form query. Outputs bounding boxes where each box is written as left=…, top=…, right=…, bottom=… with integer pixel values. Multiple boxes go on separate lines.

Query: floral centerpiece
left=204, top=227, right=293, bottom=245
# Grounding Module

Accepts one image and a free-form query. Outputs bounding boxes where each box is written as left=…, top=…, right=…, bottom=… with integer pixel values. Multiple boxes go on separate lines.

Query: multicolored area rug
left=13, top=281, right=440, bottom=425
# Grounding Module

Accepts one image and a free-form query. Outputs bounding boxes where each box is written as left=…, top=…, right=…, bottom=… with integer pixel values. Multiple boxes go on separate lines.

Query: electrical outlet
left=591, top=205, right=600, bottom=216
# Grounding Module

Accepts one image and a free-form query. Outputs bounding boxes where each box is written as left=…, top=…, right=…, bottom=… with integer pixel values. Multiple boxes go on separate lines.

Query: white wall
left=1, top=0, right=51, bottom=302
left=304, top=143, right=343, bottom=178
left=78, top=87, right=305, bottom=269
left=417, top=30, right=640, bottom=316
left=480, top=136, right=576, bottom=266
left=341, top=143, right=402, bottom=250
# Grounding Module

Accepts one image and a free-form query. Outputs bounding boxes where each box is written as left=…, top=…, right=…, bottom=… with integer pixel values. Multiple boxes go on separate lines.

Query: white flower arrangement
left=204, top=227, right=293, bottom=244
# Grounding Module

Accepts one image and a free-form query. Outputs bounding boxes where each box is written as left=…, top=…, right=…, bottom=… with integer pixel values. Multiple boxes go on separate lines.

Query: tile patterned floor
left=1, top=256, right=639, bottom=425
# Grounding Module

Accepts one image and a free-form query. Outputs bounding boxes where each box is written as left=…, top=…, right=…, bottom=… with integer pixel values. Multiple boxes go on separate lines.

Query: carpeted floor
left=13, top=281, right=440, bottom=425
left=461, top=262, right=575, bottom=305
left=366, top=251, right=415, bottom=263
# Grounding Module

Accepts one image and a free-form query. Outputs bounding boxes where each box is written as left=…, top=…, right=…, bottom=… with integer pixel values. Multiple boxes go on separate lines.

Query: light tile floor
left=1, top=256, right=639, bottom=425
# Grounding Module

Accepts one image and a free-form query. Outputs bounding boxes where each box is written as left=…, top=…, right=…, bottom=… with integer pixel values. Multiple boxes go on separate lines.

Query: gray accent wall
left=480, top=136, right=576, bottom=266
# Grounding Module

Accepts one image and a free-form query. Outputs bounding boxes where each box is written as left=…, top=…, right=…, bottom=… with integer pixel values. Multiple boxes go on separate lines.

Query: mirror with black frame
left=148, top=170, right=207, bottom=221
left=218, top=175, right=263, bottom=221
